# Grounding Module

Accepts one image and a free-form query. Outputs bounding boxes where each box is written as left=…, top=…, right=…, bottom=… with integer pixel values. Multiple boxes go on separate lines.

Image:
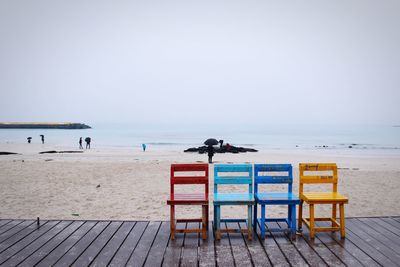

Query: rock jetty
left=0, top=122, right=91, bottom=129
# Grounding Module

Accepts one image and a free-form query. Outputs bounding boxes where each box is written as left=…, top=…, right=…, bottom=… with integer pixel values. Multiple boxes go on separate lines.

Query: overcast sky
left=0, top=0, right=399, bottom=125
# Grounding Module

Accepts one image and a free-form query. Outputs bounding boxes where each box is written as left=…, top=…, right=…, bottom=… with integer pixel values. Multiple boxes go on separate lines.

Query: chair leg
left=261, top=204, right=266, bottom=239
left=216, top=205, right=221, bottom=240
left=309, top=204, right=315, bottom=239
left=206, top=205, right=209, bottom=229
left=288, top=205, right=292, bottom=227
left=170, top=205, right=175, bottom=240
left=253, top=203, right=258, bottom=231
left=248, top=205, right=252, bottom=240
left=291, top=205, right=296, bottom=240
left=340, top=204, right=345, bottom=238
left=202, top=205, right=207, bottom=240
left=213, top=205, right=217, bottom=231
left=332, top=204, right=337, bottom=227
left=298, top=200, right=303, bottom=230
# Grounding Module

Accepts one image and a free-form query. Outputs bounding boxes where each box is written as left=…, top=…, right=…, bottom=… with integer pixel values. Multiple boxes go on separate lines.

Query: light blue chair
left=213, top=164, right=254, bottom=240
left=254, top=164, right=300, bottom=239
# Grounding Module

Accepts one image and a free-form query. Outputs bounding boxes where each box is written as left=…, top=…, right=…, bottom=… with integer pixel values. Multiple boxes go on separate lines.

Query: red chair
left=167, top=164, right=209, bottom=239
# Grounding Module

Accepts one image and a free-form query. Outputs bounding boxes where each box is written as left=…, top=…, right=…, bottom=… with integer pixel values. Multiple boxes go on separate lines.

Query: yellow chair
left=298, top=163, right=348, bottom=239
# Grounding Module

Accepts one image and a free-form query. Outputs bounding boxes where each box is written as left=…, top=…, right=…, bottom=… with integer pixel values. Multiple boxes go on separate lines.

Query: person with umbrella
left=85, top=137, right=91, bottom=149
left=27, top=137, right=32, bottom=144
left=204, top=138, right=219, bottom=163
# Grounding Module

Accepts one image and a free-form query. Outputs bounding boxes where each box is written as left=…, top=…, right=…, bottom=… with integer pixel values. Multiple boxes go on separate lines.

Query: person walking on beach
left=40, top=135, right=44, bottom=144
left=85, top=137, right=91, bottom=149
left=142, top=143, right=146, bottom=152
left=79, top=137, right=83, bottom=149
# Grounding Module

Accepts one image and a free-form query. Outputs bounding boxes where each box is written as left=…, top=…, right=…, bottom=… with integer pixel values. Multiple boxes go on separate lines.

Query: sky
left=0, top=0, right=399, bottom=125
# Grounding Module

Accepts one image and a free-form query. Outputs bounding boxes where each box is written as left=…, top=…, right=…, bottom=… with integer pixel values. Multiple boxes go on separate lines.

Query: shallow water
left=0, top=123, right=399, bottom=151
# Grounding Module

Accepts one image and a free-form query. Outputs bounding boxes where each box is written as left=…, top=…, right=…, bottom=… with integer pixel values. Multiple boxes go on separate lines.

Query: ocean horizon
left=0, top=123, right=399, bottom=152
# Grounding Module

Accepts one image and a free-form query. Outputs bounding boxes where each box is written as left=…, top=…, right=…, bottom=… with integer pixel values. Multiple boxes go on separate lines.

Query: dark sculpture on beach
left=185, top=138, right=258, bottom=157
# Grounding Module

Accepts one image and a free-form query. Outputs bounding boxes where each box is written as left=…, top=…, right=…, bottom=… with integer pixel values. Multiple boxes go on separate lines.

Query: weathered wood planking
left=0, top=218, right=398, bottom=266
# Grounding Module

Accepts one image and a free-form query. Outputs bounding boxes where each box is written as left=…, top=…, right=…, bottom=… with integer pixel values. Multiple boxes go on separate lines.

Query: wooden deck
left=0, top=217, right=399, bottom=266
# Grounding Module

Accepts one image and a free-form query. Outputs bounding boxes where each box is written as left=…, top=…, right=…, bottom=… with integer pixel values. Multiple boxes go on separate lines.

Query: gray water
left=0, top=123, right=399, bottom=151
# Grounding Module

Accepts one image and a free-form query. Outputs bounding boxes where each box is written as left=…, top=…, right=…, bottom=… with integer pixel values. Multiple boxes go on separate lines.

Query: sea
left=0, top=123, right=399, bottom=152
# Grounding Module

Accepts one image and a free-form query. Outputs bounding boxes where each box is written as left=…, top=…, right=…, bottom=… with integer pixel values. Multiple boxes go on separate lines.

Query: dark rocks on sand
left=184, top=144, right=258, bottom=154
left=39, top=150, right=84, bottom=154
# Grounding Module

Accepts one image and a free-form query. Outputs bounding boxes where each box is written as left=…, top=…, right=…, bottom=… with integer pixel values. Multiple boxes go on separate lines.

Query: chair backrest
left=299, top=163, right=338, bottom=194
left=170, top=164, right=209, bottom=195
left=214, top=164, right=253, bottom=193
left=254, top=164, right=293, bottom=194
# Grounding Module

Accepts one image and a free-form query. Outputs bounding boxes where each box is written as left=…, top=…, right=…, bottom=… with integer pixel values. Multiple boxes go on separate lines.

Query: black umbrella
left=204, top=138, right=219, bottom=146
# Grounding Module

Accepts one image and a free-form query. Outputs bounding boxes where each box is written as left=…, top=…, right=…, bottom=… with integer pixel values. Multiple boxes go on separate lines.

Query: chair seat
left=255, top=192, right=300, bottom=204
left=167, top=193, right=208, bottom=205
left=300, top=192, right=348, bottom=204
left=213, top=193, right=254, bottom=205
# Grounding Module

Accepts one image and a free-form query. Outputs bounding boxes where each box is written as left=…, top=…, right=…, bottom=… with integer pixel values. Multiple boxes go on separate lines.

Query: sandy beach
left=0, top=142, right=400, bottom=221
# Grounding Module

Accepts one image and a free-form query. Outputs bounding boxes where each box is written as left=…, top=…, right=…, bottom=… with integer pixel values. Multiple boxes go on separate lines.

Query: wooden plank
left=343, top=226, right=396, bottom=266
left=91, top=221, right=136, bottom=267
left=199, top=221, right=216, bottom=267
left=373, top=217, right=400, bottom=235
left=109, top=221, right=148, bottom=267
left=299, top=222, right=345, bottom=266
left=51, top=221, right=110, bottom=267
left=0, top=220, right=59, bottom=265
left=17, top=221, right=84, bottom=267
left=0, top=219, right=11, bottom=229
left=125, top=221, right=161, bottom=267
left=347, top=218, right=400, bottom=262
left=265, top=222, right=308, bottom=266
left=0, top=220, right=34, bottom=245
left=71, top=221, right=123, bottom=267
left=0, top=220, right=12, bottom=231
left=380, top=217, right=400, bottom=231
left=358, top=218, right=400, bottom=246
left=1, top=220, right=70, bottom=266
left=226, top=222, right=252, bottom=266
left=238, top=222, right=271, bottom=267
left=313, top=222, right=364, bottom=267
left=316, top=221, right=380, bottom=267
left=143, top=222, right=170, bottom=267
left=0, top=220, right=24, bottom=235
left=214, top=222, right=235, bottom=267
left=162, top=221, right=184, bottom=267
left=36, top=221, right=96, bottom=267
left=345, top=219, right=400, bottom=265
left=257, top=221, right=290, bottom=266
left=0, top=221, right=48, bottom=254
left=181, top=222, right=199, bottom=267
left=276, top=222, right=327, bottom=267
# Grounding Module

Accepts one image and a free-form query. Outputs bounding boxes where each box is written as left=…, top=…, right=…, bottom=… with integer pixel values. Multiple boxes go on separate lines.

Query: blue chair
left=254, top=164, right=300, bottom=239
left=213, top=164, right=254, bottom=240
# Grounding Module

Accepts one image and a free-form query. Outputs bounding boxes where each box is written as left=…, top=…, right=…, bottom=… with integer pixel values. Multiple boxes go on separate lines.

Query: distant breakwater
left=0, top=123, right=91, bottom=129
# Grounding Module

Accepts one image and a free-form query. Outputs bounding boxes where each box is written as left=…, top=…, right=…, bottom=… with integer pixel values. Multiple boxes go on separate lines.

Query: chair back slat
left=214, top=164, right=253, bottom=193
left=170, top=164, right=209, bottom=195
left=254, top=164, right=292, bottom=184
left=254, top=164, right=293, bottom=193
left=299, top=163, right=338, bottom=193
